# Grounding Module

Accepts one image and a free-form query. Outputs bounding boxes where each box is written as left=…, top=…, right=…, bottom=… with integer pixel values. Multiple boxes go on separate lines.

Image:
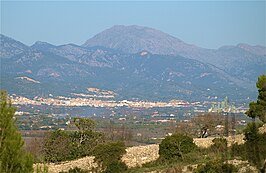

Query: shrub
left=35, top=164, right=49, bottom=173
left=210, top=138, right=228, bottom=160
left=159, top=133, right=197, bottom=162
left=104, top=161, right=127, bottom=173
left=211, top=138, right=227, bottom=152
left=93, top=141, right=127, bottom=173
left=230, top=122, right=266, bottom=169
left=194, top=160, right=237, bottom=173
left=59, top=167, right=89, bottom=173
left=230, top=143, right=245, bottom=159
left=243, top=123, right=266, bottom=168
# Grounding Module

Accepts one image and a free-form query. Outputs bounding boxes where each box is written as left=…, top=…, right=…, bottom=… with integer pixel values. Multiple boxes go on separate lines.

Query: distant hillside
left=83, top=25, right=199, bottom=55
left=0, top=34, right=29, bottom=58
left=83, top=25, right=266, bottom=84
left=1, top=25, right=265, bottom=103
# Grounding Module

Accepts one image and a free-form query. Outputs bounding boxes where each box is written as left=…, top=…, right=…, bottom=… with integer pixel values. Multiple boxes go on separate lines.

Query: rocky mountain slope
left=1, top=25, right=265, bottom=102
left=83, top=25, right=266, bottom=83
left=0, top=34, right=29, bottom=58
left=83, top=25, right=199, bottom=55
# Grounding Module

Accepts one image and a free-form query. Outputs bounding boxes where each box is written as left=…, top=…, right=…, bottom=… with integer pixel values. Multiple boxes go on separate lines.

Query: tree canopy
left=246, top=74, right=266, bottom=123
left=93, top=141, right=127, bottom=173
left=159, top=133, right=197, bottom=162
left=0, top=91, right=33, bottom=173
left=43, top=118, right=104, bottom=162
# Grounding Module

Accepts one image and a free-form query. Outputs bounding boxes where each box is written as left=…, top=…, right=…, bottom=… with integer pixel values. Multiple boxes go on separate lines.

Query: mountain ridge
left=1, top=26, right=265, bottom=103
left=83, top=25, right=200, bottom=55
left=82, top=25, right=266, bottom=85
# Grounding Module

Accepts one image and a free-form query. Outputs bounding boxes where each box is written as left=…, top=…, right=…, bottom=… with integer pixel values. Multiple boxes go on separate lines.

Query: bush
left=194, top=160, right=237, bottom=173
left=59, top=167, right=89, bottom=173
left=35, top=164, right=49, bottom=173
left=232, top=122, right=266, bottom=168
left=243, top=122, right=263, bottom=141
left=211, top=138, right=227, bottom=152
left=230, top=143, right=245, bottom=159
left=159, top=133, right=197, bottom=162
left=93, top=141, right=127, bottom=173
left=210, top=138, right=228, bottom=160
left=243, top=123, right=266, bottom=168
left=105, top=161, right=127, bottom=173
left=182, top=150, right=207, bottom=164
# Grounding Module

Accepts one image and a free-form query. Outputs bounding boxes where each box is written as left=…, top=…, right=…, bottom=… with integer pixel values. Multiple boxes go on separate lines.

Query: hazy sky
left=1, top=1, right=265, bottom=49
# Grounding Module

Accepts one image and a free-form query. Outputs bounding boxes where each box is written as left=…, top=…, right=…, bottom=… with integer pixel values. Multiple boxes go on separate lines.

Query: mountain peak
left=110, top=25, right=155, bottom=31
left=32, top=41, right=52, bottom=46
left=236, top=43, right=266, bottom=56
left=31, top=41, right=56, bottom=51
left=0, top=34, right=28, bottom=47
left=0, top=34, right=29, bottom=58
left=83, top=25, right=196, bottom=55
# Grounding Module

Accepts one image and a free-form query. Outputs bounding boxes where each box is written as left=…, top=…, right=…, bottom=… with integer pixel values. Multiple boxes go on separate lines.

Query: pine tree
left=0, top=91, right=33, bottom=173
left=246, top=74, right=266, bottom=123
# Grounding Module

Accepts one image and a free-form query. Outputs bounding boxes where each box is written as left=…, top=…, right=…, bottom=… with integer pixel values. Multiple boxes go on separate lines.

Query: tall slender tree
left=0, top=91, right=33, bottom=173
left=246, top=74, right=266, bottom=123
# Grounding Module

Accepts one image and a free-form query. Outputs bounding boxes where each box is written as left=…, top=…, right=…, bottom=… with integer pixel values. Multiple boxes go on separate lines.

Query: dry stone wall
left=194, top=134, right=245, bottom=148
left=34, top=157, right=96, bottom=173
left=122, top=144, right=159, bottom=168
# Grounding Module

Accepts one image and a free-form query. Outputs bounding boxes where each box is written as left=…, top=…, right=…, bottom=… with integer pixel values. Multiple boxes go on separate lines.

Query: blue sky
left=1, top=1, right=265, bottom=49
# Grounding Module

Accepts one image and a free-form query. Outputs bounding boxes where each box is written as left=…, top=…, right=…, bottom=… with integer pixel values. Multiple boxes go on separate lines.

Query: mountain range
left=1, top=25, right=265, bottom=103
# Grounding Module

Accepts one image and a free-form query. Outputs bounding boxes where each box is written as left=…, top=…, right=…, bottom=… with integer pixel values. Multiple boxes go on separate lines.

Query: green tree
left=93, top=141, right=127, bottom=173
left=159, top=133, right=197, bottom=162
left=243, top=122, right=266, bottom=168
left=231, top=122, right=266, bottom=169
left=246, top=74, right=266, bottom=123
left=42, top=118, right=104, bottom=162
left=0, top=91, right=33, bottom=173
left=71, top=118, right=104, bottom=157
left=74, top=118, right=96, bottom=132
left=43, top=130, right=73, bottom=162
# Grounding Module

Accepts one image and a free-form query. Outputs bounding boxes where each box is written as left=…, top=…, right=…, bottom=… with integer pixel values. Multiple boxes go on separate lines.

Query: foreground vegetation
left=0, top=91, right=33, bottom=173
left=127, top=75, right=266, bottom=172
left=126, top=122, right=265, bottom=173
